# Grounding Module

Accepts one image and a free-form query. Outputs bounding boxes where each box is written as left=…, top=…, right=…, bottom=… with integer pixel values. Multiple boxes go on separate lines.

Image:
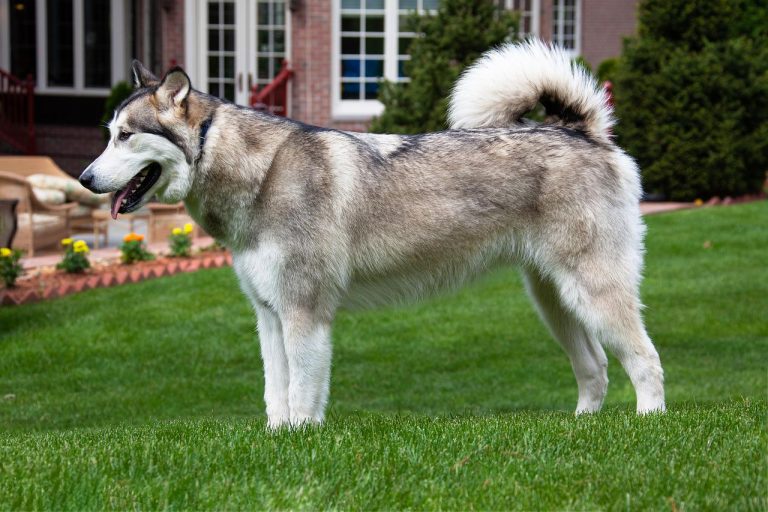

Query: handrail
left=249, top=61, right=293, bottom=116
left=0, top=69, right=35, bottom=154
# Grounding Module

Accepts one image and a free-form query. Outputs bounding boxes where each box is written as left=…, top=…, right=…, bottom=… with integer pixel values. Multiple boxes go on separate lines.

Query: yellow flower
left=73, top=240, right=89, bottom=253
left=61, top=238, right=73, bottom=246
left=183, top=223, right=194, bottom=234
left=0, top=248, right=11, bottom=257
left=694, top=198, right=703, bottom=206
left=172, top=227, right=182, bottom=235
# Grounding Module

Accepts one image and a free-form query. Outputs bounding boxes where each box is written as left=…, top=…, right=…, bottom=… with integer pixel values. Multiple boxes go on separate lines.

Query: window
left=255, top=1, right=287, bottom=89
left=0, top=0, right=126, bottom=94
left=9, top=0, right=37, bottom=80
left=506, top=0, right=540, bottom=39
left=333, top=0, right=438, bottom=119
left=206, top=1, right=236, bottom=100
left=552, top=0, right=579, bottom=55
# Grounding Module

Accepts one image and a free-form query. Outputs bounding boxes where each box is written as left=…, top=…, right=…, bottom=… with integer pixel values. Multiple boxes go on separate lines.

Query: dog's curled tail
left=448, top=39, right=614, bottom=144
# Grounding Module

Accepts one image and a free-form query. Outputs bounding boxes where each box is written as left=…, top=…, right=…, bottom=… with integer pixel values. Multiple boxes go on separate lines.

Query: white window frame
left=505, top=0, right=540, bottom=40
left=0, top=0, right=127, bottom=96
left=551, top=0, right=580, bottom=57
left=332, top=0, right=436, bottom=121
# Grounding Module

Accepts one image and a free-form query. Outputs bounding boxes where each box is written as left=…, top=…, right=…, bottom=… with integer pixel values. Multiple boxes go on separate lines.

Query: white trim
left=531, top=0, right=540, bottom=39
left=73, top=0, right=84, bottom=89
left=35, top=0, right=45, bottom=90
left=184, top=0, right=199, bottom=84
left=0, top=0, right=9, bottom=70
left=110, top=0, right=127, bottom=84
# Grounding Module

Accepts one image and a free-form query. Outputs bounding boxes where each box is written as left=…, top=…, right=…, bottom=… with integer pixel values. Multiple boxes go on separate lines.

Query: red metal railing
left=249, top=61, right=293, bottom=116
left=0, top=69, right=35, bottom=154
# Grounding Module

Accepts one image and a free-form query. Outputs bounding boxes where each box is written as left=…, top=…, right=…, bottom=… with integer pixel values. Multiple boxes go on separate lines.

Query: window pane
left=223, top=2, right=235, bottom=24
left=366, top=0, right=384, bottom=9
left=208, top=56, right=220, bottom=78
left=398, top=37, right=413, bottom=54
left=84, top=0, right=111, bottom=87
left=47, top=0, right=74, bottom=86
left=208, top=3, right=219, bottom=24
left=399, top=0, right=417, bottom=8
left=341, top=0, right=360, bottom=8
left=341, top=59, right=361, bottom=78
left=10, top=0, right=37, bottom=80
left=341, top=37, right=360, bottom=55
left=341, top=15, right=360, bottom=31
left=364, top=82, right=379, bottom=99
left=209, top=29, right=219, bottom=51
left=224, top=82, right=235, bottom=101
left=258, top=30, right=270, bottom=52
left=365, top=15, right=384, bottom=32
left=258, top=57, right=270, bottom=79
left=258, top=2, right=269, bottom=24
left=342, top=82, right=360, bottom=100
left=364, top=59, right=383, bottom=78
left=274, top=4, right=285, bottom=25
left=274, top=30, right=285, bottom=52
left=224, top=29, right=235, bottom=51
left=365, top=37, right=384, bottom=55
left=398, top=59, right=408, bottom=78
left=423, top=0, right=439, bottom=10
left=209, top=82, right=220, bottom=97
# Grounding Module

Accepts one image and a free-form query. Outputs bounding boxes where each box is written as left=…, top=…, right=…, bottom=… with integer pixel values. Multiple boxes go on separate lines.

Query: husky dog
left=80, top=40, right=665, bottom=428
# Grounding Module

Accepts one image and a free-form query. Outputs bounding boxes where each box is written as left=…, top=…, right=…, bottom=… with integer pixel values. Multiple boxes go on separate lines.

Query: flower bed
left=0, top=250, right=232, bottom=307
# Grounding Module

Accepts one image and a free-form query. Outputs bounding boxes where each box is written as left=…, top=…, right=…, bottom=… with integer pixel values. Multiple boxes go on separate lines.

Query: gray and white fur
left=81, top=40, right=665, bottom=428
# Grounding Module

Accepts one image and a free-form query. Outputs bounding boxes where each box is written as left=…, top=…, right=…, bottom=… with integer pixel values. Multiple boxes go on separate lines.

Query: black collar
left=199, top=117, right=213, bottom=154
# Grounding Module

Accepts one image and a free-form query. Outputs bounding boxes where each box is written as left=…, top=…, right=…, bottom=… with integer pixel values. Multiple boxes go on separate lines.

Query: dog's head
left=80, top=61, right=206, bottom=219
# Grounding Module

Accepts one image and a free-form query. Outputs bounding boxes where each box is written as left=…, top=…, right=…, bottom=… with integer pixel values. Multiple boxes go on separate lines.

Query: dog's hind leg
left=552, top=260, right=665, bottom=414
left=522, top=267, right=609, bottom=413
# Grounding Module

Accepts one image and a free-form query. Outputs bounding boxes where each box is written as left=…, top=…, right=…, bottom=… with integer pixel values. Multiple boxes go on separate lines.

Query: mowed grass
left=1, top=201, right=766, bottom=509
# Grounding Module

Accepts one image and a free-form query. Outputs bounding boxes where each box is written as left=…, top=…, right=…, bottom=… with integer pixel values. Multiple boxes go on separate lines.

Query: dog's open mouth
left=110, top=163, right=161, bottom=219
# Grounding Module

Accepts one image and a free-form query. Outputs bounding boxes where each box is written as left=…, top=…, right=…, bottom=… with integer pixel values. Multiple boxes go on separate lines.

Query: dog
left=80, top=40, right=665, bottom=428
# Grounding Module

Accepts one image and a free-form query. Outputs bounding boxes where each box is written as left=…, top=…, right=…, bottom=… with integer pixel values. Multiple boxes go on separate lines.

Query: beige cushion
left=17, top=213, right=65, bottom=230
left=27, top=173, right=109, bottom=206
left=32, top=187, right=66, bottom=205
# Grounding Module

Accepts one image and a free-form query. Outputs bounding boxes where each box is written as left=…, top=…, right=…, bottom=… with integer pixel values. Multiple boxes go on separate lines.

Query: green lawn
left=1, top=201, right=766, bottom=509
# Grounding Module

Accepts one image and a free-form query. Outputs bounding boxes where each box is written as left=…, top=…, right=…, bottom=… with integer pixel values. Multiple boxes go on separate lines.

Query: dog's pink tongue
left=111, top=187, right=132, bottom=219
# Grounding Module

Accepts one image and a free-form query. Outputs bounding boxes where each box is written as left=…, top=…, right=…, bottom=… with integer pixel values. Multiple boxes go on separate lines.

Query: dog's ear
left=131, top=60, right=159, bottom=88
left=156, top=67, right=191, bottom=108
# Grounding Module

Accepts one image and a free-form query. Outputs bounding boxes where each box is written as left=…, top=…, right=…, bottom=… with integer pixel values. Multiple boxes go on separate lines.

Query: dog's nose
left=79, top=168, right=95, bottom=191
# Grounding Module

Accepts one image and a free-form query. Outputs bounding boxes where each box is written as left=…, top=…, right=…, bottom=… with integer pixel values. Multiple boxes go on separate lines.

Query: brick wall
left=36, top=125, right=105, bottom=177
left=580, top=0, right=637, bottom=68
left=161, top=1, right=186, bottom=69
left=290, top=0, right=369, bottom=131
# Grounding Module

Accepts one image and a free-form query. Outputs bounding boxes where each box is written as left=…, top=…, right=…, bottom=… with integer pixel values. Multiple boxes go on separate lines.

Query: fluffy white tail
left=448, top=39, right=614, bottom=144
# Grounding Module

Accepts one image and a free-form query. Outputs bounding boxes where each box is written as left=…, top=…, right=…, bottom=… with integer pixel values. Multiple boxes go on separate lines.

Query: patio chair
left=0, top=171, right=77, bottom=256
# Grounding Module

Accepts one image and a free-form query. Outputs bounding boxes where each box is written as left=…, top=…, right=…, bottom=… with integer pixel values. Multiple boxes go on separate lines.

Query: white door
left=201, top=0, right=288, bottom=105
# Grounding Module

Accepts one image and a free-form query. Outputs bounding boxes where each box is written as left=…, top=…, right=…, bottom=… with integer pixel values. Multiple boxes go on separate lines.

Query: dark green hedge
left=613, top=0, right=768, bottom=200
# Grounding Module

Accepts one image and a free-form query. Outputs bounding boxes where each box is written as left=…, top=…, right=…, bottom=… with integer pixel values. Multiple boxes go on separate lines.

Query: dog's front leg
left=255, top=304, right=291, bottom=429
left=281, top=310, right=333, bottom=427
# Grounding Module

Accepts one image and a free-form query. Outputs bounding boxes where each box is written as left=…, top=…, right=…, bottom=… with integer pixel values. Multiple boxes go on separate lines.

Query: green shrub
left=120, top=233, right=154, bottom=264
left=56, top=238, right=91, bottom=274
left=101, top=81, right=134, bottom=140
left=613, top=0, right=768, bottom=200
left=370, top=0, right=518, bottom=134
left=596, top=57, right=619, bottom=84
left=0, top=247, right=23, bottom=287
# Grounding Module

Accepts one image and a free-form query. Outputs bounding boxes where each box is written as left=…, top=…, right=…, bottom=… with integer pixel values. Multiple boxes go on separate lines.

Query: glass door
left=204, top=0, right=287, bottom=105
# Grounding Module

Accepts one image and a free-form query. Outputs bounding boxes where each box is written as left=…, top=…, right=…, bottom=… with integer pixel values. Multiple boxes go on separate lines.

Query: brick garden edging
left=0, top=252, right=233, bottom=307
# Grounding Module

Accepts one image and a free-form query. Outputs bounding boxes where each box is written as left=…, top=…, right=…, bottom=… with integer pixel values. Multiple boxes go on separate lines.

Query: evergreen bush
left=613, top=0, right=768, bottom=200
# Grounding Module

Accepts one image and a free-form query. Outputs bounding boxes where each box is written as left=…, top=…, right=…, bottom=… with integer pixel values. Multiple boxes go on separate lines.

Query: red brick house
left=0, top=0, right=638, bottom=175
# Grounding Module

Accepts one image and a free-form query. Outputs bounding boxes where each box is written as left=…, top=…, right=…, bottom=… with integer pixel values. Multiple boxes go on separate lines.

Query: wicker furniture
left=0, top=171, right=77, bottom=256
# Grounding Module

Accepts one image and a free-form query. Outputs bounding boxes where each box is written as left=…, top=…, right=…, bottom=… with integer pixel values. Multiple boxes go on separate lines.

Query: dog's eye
left=117, top=131, right=133, bottom=142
